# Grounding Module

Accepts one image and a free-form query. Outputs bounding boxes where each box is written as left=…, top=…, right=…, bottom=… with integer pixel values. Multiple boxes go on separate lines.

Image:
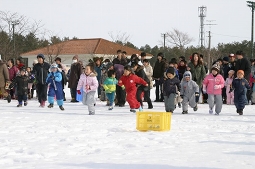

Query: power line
left=211, top=32, right=249, bottom=39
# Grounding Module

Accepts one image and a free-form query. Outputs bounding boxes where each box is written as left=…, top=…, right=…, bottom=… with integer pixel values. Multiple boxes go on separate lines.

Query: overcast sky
left=1, top=0, right=252, bottom=49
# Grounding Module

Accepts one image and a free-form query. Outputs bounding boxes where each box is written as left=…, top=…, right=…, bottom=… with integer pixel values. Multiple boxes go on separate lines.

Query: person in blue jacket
left=232, top=70, right=251, bottom=115
left=46, top=63, right=64, bottom=110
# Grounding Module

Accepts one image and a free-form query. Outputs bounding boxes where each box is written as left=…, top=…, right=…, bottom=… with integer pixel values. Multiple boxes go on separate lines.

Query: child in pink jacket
left=203, top=64, right=225, bottom=115
left=77, top=63, right=98, bottom=115
left=225, top=70, right=235, bottom=105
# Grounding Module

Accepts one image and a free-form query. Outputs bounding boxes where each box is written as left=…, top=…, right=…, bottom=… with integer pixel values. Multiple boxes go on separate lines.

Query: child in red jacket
left=118, top=65, right=148, bottom=113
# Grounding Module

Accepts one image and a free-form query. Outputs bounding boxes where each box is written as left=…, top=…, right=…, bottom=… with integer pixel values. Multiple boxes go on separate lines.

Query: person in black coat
left=131, top=62, right=153, bottom=109
left=234, top=51, right=251, bottom=104
left=10, top=68, right=29, bottom=107
left=232, top=70, right=251, bottom=115
left=32, top=54, right=50, bottom=107
left=152, top=52, right=165, bottom=102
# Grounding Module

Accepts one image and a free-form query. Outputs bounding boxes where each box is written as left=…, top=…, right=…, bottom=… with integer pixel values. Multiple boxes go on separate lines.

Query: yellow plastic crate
left=136, top=112, right=171, bottom=131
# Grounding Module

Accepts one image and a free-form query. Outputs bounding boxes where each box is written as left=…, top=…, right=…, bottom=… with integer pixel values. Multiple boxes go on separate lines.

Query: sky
left=1, top=0, right=252, bottom=48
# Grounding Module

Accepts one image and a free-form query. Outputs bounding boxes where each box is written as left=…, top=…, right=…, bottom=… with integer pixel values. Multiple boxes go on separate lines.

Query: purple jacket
left=77, top=72, right=98, bottom=93
left=114, top=64, right=124, bottom=80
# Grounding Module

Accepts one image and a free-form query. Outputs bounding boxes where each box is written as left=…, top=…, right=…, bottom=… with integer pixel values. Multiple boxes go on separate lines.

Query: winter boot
left=89, top=111, right=95, bottom=115
left=182, top=110, right=188, bottom=114
left=17, top=104, right=22, bottom=107
left=40, top=101, right=45, bottom=108
left=108, top=106, right=113, bottom=110
left=148, top=100, right=153, bottom=109
left=138, top=106, right=143, bottom=112
left=239, top=109, right=243, bottom=115
left=59, top=105, right=64, bottom=111
left=48, top=103, right=54, bottom=108
left=24, top=101, right=27, bottom=106
left=7, top=94, right=11, bottom=103
left=209, top=109, right=213, bottom=114
left=193, top=104, right=198, bottom=111
left=130, top=109, right=136, bottom=113
left=178, top=102, right=182, bottom=108
left=215, top=112, right=220, bottom=115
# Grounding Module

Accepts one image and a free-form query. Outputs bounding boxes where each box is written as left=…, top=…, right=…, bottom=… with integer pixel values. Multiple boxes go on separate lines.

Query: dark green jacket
left=187, top=62, right=206, bottom=87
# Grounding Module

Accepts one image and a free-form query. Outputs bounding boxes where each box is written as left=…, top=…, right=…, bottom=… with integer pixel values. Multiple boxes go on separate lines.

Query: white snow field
left=0, top=88, right=255, bottom=169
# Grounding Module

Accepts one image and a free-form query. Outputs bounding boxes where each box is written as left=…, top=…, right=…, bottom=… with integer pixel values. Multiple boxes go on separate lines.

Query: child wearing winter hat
left=180, top=71, right=199, bottom=114
left=103, top=70, right=118, bottom=110
left=118, top=65, right=148, bottom=113
left=9, top=68, right=29, bottom=107
left=77, top=63, right=98, bottom=115
left=163, top=67, right=181, bottom=113
left=225, top=70, right=235, bottom=105
left=231, top=70, right=251, bottom=115
left=202, top=64, right=225, bottom=115
left=46, top=63, right=65, bottom=110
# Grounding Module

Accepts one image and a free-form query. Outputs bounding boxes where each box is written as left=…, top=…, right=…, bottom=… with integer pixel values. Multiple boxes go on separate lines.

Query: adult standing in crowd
left=68, top=55, right=83, bottom=102
left=234, top=50, right=251, bottom=104
left=16, top=58, right=25, bottom=70
left=121, top=51, right=129, bottom=66
left=94, top=57, right=102, bottom=98
left=229, top=53, right=236, bottom=70
left=0, top=57, right=11, bottom=102
left=187, top=52, right=206, bottom=102
left=112, top=50, right=122, bottom=65
left=32, top=54, right=50, bottom=107
left=152, top=52, right=165, bottom=102
left=7, top=59, right=19, bottom=99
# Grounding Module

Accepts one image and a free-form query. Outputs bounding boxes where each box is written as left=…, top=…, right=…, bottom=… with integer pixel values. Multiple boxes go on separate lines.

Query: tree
left=0, top=11, right=43, bottom=59
left=165, top=28, right=194, bottom=55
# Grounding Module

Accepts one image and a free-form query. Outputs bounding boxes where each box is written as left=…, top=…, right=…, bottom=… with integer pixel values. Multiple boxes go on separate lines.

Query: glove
left=121, top=85, right=125, bottom=90
left=77, top=90, right=81, bottom=95
left=214, top=85, right=221, bottom=89
left=195, top=92, right=199, bottom=103
left=180, top=95, right=184, bottom=99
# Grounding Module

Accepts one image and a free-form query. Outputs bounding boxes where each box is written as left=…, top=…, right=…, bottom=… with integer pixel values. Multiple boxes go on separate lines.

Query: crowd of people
left=0, top=50, right=255, bottom=115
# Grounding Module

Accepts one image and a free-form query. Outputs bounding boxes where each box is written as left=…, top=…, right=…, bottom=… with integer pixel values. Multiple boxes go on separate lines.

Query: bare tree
left=166, top=28, right=194, bottom=48
left=0, top=11, right=44, bottom=59
left=108, top=31, right=130, bottom=46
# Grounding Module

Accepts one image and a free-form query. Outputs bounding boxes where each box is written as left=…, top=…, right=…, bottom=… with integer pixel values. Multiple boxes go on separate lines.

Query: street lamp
left=247, top=1, right=255, bottom=58
left=11, top=20, right=19, bottom=57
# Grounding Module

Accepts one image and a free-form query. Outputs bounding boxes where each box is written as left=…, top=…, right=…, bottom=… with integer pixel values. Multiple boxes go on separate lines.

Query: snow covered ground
left=0, top=88, right=255, bottom=169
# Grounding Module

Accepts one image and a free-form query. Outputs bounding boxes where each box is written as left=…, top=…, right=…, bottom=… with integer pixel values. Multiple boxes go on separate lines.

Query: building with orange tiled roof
left=20, top=38, right=152, bottom=67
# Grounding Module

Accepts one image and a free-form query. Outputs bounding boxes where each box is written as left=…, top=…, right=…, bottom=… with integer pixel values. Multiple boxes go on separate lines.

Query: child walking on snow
left=77, top=63, right=98, bottom=115
left=225, top=70, right=235, bottom=105
left=231, top=70, right=251, bottom=115
left=9, top=68, right=29, bottom=107
left=202, top=64, right=225, bottom=115
left=103, top=70, right=118, bottom=110
left=180, top=71, right=199, bottom=114
left=163, top=67, right=181, bottom=113
left=118, top=65, right=148, bottom=113
left=46, top=63, right=64, bottom=110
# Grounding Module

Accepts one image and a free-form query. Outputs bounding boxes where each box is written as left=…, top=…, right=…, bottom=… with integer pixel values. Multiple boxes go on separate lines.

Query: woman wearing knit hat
left=231, top=70, right=251, bottom=115
left=202, top=64, right=225, bottom=115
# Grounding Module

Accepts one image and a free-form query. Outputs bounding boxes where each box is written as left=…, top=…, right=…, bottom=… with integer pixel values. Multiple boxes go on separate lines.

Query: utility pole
left=161, top=33, right=168, bottom=56
left=198, top=6, right=207, bottom=48
left=207, top=31, right=211, bottom=71
left=11, top=20, right=19, bottom=57
left=247, top=1, right=255, bottom=58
